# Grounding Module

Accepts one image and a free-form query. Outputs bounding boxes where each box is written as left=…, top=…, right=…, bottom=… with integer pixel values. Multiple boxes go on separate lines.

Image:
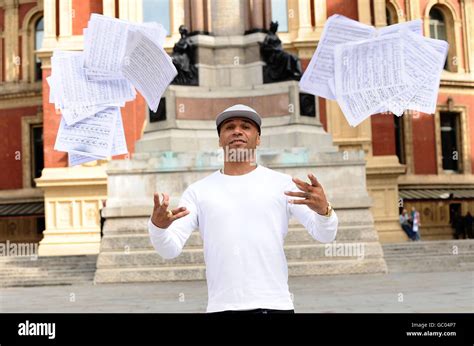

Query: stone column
left=405, top=0, right=420, bottom=20
left=357, top=0, right=372, bottom=25
left=118, top=0, right=143, bottom=22
left=313, top=0, right=327, bottom=36
left=454, top=19, right=465, bottom=73
left=60, top=0, right=73, bottom=37
left=4, top=0, right=20, bottom=82
left=103, top=0, right=117, bottom=17
left=42, top=0, right=57, bottom=51
left=263, top=0, right=272, bottom=30
left=250, top=0, right=265, bottom=32
left=170, top=0, right=186, bottom=38
left=462, top=0, right=474, bottom=73
left=211, top=0, right=246, bottom=36
left=190, top=0, right=206, bottom=34
left=373, top=0, right=387, bottom=27
left=297, top=0, right=313, bottom=40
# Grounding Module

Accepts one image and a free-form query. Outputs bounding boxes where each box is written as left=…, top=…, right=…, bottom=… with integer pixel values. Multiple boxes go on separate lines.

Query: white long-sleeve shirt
left=148, top=165, right=338, bottom=312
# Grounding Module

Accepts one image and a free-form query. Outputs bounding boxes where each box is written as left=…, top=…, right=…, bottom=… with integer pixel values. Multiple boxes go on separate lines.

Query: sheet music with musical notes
left=121, top=29, right=177, bottom=112
left=67, top=110, right=128, bottom=166
left=299, top=15, right=376, bottom=100
left=55, top=107, right=119, bottom=158
left=300, top=15, right=448, bottom=127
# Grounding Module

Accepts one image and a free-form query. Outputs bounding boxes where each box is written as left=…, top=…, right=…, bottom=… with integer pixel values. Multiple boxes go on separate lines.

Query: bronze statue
left=260, top=21, right=302, bottom=83
left=171, top=25, right=198, bottom=85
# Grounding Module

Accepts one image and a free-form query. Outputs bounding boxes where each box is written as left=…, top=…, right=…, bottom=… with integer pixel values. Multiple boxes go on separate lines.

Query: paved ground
left=0, top=271, right=472, bottom=313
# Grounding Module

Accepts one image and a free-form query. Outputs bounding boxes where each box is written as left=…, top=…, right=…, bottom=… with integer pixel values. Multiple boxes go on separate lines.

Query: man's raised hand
left=151, top=192, right=190, bottom=228
left=284, top=173, right=329, bottom=215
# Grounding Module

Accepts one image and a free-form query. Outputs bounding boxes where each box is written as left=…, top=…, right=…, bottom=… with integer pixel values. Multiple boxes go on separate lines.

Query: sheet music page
left=54, top=107, right=119, bottom=157
left=332, top=33, right=410, bottom=126
left=110, top=110, right=128, bottom=156
left=60, top=105, right=112, bottom=125
left=68, top=151, right=103, bottom=166
left=334, top=33, right=406, bottom=96
left=83, top=14, right=129, bottom=76
left=52, top=52, right=135, bottom=107
left=378, top=19, right=423, bottom=36
left=83, top=14, right=168, bottom=77
left=405, top=36, right=449, bottom=114
left=384, top=30, right=447, bottom=115
left=299, top=14, right=376, bottom=99
left=67, top=111, right=127, bottom=165
left=121, top=30, right=177, bottom=112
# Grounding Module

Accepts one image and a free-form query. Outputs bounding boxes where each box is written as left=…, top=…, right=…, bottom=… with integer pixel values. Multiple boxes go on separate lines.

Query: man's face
left=218, top=118, right=260, bottom=150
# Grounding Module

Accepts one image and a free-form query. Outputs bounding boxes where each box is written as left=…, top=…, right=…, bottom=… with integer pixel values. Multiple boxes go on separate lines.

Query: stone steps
left=99, top=225, right=379, bottom=251
left=0, top=255, right=97, bottom=287
left=94, top=258, right=387, bottom=283
left=0, top=276, right=95, bottom=288
left=96, top=243, right=382, bottom=268
left=382, top=240, right=474, bottom=273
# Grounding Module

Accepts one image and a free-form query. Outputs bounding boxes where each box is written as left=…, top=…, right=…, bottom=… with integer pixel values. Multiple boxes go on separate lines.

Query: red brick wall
left=371, top=113, right=396, bottom=156
left=175, top=94, right=290, bottom=120
left=18, top=3, right=37, bottom=29
left=0, top=106, right=39, bottom=190
left=300, top=58, right=310, bottom=72
left=72, top=0, right=103, bottom=36
left=318, top=98, right=327, bottom=131
left=327, top=0, right=358, bottom=20
left=411, top=113, right=437, bottom=174
left=1, top=38, right=4, bottom=81
left=118, top=94, right=147, bottom=158
left=18, top=36, right=22, bottom=80
left=437, top=92, right=474, bottom=173
left=42, top=68, right=67, bottom=168
left=0, top=7, right=4, bottom=31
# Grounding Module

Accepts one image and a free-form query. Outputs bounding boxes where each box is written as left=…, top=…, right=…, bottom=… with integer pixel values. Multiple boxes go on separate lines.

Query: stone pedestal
left=138, top=81, right=335, bottom=153
left=36, top=166, right=107, bottom=256
left=95, top=149, right=387, bottom=283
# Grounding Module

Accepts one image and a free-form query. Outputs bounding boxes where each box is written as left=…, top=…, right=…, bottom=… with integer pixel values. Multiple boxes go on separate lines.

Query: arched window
left=34, top=17, right=44, bottom=81
left=429, top=7, right=448, bottom=70
left=385, top=2, right=398, bottom=26
left=429, top=8, right=447, bottom=41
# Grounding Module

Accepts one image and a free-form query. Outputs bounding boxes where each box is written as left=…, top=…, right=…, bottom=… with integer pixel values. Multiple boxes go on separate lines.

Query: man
left=148, top=104, right=338, bottom=314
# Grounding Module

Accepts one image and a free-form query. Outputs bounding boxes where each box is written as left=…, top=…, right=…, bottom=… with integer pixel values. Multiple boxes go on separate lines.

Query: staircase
left=383, top=239, right=474, bottom=273
left=0, top=255, right=97, bottom=287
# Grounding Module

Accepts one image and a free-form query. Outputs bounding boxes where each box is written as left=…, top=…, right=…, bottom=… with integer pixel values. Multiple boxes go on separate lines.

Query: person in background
left=464, top=212, right=473, bottom=239
left=410, top=206, right=421, bottom=241
left=452, top=211, right=465, bottom=239
left=399, top=209, right=415, bottom=241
